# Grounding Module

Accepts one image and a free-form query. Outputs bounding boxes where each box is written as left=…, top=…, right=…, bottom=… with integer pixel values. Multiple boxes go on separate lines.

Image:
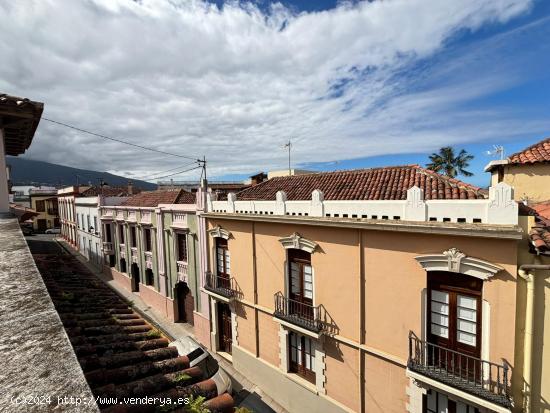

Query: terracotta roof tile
left=532, top=200, right=550, bottom=220
left=235, top=165, right=485, bottom=201
left=530, top=221, right=550, bottom=253
left=509, top=137, right=550, bottom=165
left=120, top=189, right=195, bottom=207
left=81, top=186, right=141, bottom=197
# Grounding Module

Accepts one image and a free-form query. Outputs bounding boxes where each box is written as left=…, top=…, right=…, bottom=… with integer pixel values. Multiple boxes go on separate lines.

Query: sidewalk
left=56, top=238, right=287, bottom=413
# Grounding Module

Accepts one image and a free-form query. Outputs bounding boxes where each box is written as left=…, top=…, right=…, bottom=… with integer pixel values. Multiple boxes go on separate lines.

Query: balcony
left=119, top=244, right=126, bottom=258
left=408, top=332, right=511, bottom=408
left=273, top=292, right=324, bottom=333
left=130, top=247, right=138, bottom=263
left=176, top=261, right=188, bottom=281
left=205, top=273, right=238, bottom=299
left=102, top=242, right=114, bottom=254
left=144, top=251, right=153, bottom=269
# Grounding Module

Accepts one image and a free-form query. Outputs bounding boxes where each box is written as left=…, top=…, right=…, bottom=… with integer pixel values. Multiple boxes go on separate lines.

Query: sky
left=1, top=0, right=549, bottom=188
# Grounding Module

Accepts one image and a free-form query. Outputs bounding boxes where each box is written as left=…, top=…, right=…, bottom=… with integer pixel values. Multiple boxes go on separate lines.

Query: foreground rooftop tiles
left=0, top=218, right=98, bottom=412
left=32, top=248, right=233, bottom=413
left=236, top=165, right=485, bottom=201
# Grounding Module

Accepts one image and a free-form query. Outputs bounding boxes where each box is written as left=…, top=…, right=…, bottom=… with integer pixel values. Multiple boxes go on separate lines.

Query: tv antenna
left=282, top=140, right=292, bottom=176
left=486, top=145, right=505, bottom=160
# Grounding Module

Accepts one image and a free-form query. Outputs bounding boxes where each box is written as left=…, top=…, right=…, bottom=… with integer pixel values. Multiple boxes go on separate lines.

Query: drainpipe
left=518, top=263, right=550, bottom=412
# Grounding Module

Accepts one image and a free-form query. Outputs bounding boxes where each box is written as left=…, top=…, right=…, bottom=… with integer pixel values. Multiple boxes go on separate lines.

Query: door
left=131, top=263, right=140, bottom=292
left=175, top=282, right=194, bottom=324
left=37, top=219, right=47, bottom=232
left=428, top=272, right=482, bottom=382
left=216, top=238, right=230, bottom=290
left=217, top=302, right=232, bottom=353
left=288, top=249, right=313, bottom=319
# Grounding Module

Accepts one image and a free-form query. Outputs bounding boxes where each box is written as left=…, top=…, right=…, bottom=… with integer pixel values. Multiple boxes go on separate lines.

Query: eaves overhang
left=203, top=213, right=523, bottom=240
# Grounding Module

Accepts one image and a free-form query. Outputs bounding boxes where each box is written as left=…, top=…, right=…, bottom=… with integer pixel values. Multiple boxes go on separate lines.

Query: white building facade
left=76, top=195, right=127, bottom=268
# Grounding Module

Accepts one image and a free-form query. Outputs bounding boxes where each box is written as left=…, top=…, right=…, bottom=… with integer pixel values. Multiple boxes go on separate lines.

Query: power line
left=129, top=161, right=199, bottom=181
left=43, top=117, right=202, bottom=161
left=147, top=165, right=202, bottom=181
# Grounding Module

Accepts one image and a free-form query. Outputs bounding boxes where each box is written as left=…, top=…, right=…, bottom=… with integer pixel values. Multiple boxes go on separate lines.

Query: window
left=424, top=389, right=480, bottom=413
left=93, top=217, right=97, bottom=232
left=216, top=238, right=230, bottom=277
left=119, top=225, right=125, bottom=244
left=288, top=249, right=313, bottom=304
left=105, top=224, right=112, bottom=242
left=144, top=228, right=152, bottom=252
left=177, top=233, right=188, bottom=261
left=130, top=226, right=137, bottom=248
left=289, top=332, right=316, bottom=383
left=87, top=215, right=90, bottom=230
left=428, top=272, right=482, bottom=357
left=35, top=200, right=45, bottom=212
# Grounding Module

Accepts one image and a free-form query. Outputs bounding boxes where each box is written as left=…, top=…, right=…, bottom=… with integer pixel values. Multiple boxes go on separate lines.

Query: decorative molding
left=207, top=225, right=231, bottom=240
left=415, top=248, right=503, bottom=280
left=279, top=232, right=318, bottom=253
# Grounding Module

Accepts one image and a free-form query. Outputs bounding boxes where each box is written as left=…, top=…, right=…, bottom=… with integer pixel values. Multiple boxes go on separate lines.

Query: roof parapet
left=208, top=182, right=518, bottom=226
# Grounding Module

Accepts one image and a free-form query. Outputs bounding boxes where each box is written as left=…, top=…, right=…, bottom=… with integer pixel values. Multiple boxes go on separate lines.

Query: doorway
left=131, top=263, right=140, bottom=292
left=217, top=302, right=232, bottom=353
left=287, top=249, right=313, bottom=319
left=174, top=282, right=194, bottom=325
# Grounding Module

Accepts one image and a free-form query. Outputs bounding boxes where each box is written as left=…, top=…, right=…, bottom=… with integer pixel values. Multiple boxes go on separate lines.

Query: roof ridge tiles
left=508, top=136, right=550, bottom=164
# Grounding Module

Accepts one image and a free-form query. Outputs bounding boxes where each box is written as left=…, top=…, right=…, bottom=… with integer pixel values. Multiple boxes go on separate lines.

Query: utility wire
left=43, top=117, right=202, bottom=161
left=148, top=165, right=202, bottom=181
left=129, top=161, right=199, bottom=181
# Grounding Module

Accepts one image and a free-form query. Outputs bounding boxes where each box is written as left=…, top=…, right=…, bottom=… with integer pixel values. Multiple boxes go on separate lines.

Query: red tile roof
left=236, top=165, right=485, bottom=201
left=530, top=220, right=550, bottom=253
left=509, top=137, right=550, bottom=165
left=120, top=189, right=195, bottom=207
left=532, top=200, right=550, bottom=220
left=81, top=186, right=141, bottom=197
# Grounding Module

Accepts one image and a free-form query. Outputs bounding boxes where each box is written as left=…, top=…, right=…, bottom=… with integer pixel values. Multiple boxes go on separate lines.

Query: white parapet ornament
left=486, top=182, right=518, bottom=225
left=276, top=191, right=287, bottom=215
left=310, top=189, right=324, bottom=217
left=227, top=192, right=236, bottom=213
left=405, top=186, right=426, bottom=222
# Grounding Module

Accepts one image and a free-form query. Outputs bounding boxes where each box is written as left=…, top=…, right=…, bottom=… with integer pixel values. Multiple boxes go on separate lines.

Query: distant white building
left=75, top=187, right=130, bottom=268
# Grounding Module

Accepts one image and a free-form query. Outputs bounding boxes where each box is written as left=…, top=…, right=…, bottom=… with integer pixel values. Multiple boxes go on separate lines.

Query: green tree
left=426, top=147, right=474, bottom=178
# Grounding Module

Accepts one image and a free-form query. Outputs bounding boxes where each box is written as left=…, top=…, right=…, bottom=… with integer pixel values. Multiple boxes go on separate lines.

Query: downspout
left=518, top=263, right=550, bottom=412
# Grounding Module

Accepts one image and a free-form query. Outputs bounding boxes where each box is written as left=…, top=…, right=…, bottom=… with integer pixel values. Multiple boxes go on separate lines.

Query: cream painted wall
left=492, top=163, right=550, bottom=203
left=207, top=218, right=520, bottom=413
left=324, top=337, right=360, bottom=412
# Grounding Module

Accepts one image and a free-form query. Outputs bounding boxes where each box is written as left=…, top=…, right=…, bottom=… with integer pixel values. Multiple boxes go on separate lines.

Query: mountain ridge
left=7, top=157, right=156, bottom=190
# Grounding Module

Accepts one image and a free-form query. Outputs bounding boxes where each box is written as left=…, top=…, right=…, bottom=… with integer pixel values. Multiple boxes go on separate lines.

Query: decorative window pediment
left=279, top=232, right=318, bottom=253
left=208, top=225, right=231, bottom=240
left=415, top=248, right=503, bottom=280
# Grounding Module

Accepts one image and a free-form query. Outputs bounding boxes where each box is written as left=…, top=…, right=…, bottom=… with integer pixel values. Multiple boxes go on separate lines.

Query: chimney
left=127, top=181, right=134, bottom=195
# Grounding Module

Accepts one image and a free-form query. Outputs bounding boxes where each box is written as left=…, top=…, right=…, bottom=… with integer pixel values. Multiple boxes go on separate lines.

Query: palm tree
left=426, top=147, right=474, bottom=178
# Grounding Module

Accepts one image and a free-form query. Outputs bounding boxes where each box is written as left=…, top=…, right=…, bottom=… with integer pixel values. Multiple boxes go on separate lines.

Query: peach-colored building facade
left=197, top=165, right=525, bottom=413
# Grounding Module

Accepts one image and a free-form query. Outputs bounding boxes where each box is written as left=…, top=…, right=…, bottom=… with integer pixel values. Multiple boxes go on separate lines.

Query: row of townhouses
left=57, top=138, right=550, bottom=413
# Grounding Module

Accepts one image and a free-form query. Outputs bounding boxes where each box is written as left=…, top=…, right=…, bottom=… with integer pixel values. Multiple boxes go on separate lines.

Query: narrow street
left=26, top=235, right=233, bottom=413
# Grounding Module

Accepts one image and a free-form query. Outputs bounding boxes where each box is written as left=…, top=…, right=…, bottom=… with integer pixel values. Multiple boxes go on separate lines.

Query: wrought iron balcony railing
left=102, top=242, right=114, bottom=254
left=408, top=331, right=511, bottom=408
left=205, top=273, right=237, bottom=299
left=273, top=292, right=324, bottom=333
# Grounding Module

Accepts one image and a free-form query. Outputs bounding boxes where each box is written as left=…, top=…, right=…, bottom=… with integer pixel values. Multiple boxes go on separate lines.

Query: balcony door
left=428, top=272, right=482, bottom=380
left=216, top=238, right=230, bottom=289
left=288, top=249, right=313, bottom=318
left=217, top=302, right=232, bottom=353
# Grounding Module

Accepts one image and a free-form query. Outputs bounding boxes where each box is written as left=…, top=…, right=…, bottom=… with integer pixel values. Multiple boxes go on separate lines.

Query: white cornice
left=415, top=248, right=503, bottom=280
left=208, top=225, right=231, bottom=240
left=279, top=232, right=318, bottom=253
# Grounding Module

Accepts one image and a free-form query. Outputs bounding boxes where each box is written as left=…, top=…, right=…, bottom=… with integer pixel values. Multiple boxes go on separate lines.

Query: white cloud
left=0, top=0, right=544, bottom=182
